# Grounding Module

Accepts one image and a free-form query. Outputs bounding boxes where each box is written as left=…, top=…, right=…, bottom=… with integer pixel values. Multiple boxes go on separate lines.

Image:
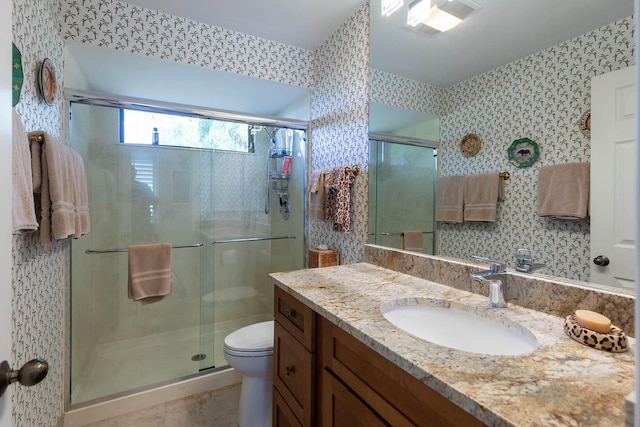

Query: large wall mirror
left=368, top=0, right=635, bottom=293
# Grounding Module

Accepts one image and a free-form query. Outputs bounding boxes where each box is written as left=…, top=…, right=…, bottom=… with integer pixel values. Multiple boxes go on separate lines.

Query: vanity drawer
left=274, top=285, right=316, bottom=351
left=273, top=387, right=303, bottom=427
left=274, top=321, right=315, bottom=426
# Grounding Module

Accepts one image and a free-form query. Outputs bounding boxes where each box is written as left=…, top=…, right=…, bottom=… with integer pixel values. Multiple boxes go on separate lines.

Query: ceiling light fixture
left=381, top=0, right=403, bottom=16
left=421, top=5, right=462, bottom=32
left=407, top=0, right=431, bottom=27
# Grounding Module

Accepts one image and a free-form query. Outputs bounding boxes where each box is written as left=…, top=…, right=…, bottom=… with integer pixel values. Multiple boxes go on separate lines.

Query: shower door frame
left=64, top=89, right=309, bottom=410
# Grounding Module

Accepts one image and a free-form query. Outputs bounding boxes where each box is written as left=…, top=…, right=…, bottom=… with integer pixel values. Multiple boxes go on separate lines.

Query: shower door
left=69, top=102, right=215, bottom=404
left=203, top=126, right=306, bottom=368
left=69, top=100, right=307, bottom=404
left=368, top=139, right=437, bottom=253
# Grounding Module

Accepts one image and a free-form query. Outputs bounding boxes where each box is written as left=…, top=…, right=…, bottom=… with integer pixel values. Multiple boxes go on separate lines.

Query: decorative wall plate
left=38, top=58, right=57, bottom=106
left=579, top=109, right=591, bottom=138
left=460, top=133, right=481, bottom=156
left=12, top=43, right=23, bottom=107
left=508, top=138, right=539, bottom=168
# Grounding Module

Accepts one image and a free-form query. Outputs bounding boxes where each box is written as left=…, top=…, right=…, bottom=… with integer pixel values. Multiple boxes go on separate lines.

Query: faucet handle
left=469, top=255, right=507, bottom=273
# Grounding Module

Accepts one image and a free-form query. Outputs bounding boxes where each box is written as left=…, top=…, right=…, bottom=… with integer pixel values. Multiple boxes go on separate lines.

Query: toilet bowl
left=223, top=320, right=274, bottom=427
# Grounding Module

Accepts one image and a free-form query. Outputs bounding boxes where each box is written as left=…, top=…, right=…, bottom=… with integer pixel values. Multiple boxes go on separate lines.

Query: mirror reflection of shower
left=368, top=137, right=437, bottom=254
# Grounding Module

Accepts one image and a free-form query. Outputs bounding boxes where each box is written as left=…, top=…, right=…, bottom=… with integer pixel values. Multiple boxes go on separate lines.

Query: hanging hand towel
left=435, top=175, right=465, bottom=223
left=30, top=131, right=91, bottom=243
left=128, top=243, right=174, bottom=305
left=325, top=166, right=356, bottom=233
left=401, top=231, right=423, bottom=252
left=463, top=173, right=504, bottom=222
left=537, top=162, right=590, bottom=220
left=11, top=109, right=38, bottom=234
left=308, top=169, right=327, bottom=221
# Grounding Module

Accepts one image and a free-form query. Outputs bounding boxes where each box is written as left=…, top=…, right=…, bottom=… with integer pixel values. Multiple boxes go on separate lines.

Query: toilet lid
left=224, top=320, right=274, bottom=352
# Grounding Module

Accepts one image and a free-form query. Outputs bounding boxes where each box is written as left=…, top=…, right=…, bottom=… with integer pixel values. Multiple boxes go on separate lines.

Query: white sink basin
left=381, top=299, right=538, bottom=356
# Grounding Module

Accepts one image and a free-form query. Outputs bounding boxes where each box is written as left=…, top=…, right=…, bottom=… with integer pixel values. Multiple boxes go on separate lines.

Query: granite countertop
left=271, top=263, right=635, bottom=427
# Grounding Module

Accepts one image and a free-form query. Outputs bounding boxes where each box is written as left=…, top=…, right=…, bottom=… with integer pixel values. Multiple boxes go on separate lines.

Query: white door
left=590, top=66, right=636, bottom=290
left=0, top=1, right=14, bottom=425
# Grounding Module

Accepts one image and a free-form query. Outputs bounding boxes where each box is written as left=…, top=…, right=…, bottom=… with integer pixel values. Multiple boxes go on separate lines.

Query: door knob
left=593, top=256, right=610, bottom=266
left=0, top=358, right=49, bottom=398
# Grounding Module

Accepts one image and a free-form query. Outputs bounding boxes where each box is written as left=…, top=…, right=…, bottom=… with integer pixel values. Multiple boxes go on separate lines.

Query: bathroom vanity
left=271, top=262, right=635, bottom=426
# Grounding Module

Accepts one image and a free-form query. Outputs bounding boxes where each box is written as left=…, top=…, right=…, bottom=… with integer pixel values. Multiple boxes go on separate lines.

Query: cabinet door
left=273, top=387, right=303, bottom=427
left=320, top=370, right=389, bottom=427
left=274, top=321, right=315, bottom=426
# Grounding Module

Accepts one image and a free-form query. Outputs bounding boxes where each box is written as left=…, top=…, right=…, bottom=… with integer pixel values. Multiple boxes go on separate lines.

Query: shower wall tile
left=309, top=2, right=370, bottom=265
left=438, top=16, right=635, bottom=282
left=59, top=0, right=314, bottom=88
left=12, top=0, right=65, bottom=425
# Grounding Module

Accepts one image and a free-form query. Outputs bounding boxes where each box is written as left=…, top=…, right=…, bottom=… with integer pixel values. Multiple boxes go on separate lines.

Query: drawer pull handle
left=284, top=308, right=296, bottom=319
left=285, top=365, right=294, bottom=376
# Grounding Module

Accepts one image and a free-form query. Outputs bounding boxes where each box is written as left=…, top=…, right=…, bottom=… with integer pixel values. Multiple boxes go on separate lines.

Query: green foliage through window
left=119, top=109, right=252, bottom=152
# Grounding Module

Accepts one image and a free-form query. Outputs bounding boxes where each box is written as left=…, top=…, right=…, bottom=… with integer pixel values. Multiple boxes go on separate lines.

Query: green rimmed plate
left=12, top=43, right=23, bottom=107
left=508, top=138, right=539, bottom=168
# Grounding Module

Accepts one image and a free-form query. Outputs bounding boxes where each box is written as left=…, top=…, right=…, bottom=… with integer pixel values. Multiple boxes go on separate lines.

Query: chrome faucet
left=515, top=249, right=546, bottom=273
left=469, top=255, right=508, bottom=308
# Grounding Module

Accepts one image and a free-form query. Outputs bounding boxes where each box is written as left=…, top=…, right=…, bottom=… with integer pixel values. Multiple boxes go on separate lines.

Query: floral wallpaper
left=59, top=0, right=314, bottom=88
left=370, top=68, right=444, bottom=117
left=308, top=3, right=370, bottom=265
left=437, top=16, right=635, bottom=282
left=12, top=0, right=65, bottom=425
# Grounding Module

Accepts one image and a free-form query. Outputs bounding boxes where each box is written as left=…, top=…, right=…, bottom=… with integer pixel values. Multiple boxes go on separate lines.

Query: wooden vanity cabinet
left=273, top=286, right=485, bottom=427
left=317, top=317, right=485, bottom=427
left=273, top=287, right=316, bottom=426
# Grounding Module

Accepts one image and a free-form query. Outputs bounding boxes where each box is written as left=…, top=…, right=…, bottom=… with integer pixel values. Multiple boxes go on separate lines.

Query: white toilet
left=223, top=320, right=275, bottom=427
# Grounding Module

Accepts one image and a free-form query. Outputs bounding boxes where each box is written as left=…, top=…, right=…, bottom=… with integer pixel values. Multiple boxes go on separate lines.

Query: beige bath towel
left=70, top=150, right=91, bottom=238
left=31, top=131, right=91, bottom=243
left=12, top=109, right=38, bottom=234
left=30, top=136, right=42, bottom=193
left=463, top=173, right=504, bottom=222
left=308, top=169, right=326, bottom=221
left=435, top=175, right=465, bottom=223
left=128, top=243, right=174, bottom=305
left=401, top=231, right=423, bottom=252
left=537, top=162, right=590, bottom=220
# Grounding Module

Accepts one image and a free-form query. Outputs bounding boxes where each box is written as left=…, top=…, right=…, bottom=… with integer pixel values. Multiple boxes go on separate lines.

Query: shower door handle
left=0, top=358, right=49, bottom=397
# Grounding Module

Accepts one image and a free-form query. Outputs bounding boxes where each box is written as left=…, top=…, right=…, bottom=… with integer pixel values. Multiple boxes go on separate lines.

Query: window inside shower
left=68, top=100, right=307, bottom=405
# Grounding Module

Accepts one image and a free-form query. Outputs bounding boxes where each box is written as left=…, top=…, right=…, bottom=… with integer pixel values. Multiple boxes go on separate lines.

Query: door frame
left=0, top=0, right=14, bottom=424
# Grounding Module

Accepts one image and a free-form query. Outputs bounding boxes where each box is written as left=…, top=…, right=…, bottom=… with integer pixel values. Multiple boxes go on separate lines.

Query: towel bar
left=85, top=242, right=203, bottom=254
left=28, top=133, right=43, bottom=143
left=212, top=235, right=296, bottom=244
left=379, top=231, right=434, bottom=236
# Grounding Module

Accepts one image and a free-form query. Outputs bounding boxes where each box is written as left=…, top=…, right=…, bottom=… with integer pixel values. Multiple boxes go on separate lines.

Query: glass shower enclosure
left=68, top=98, right=306, bottom=404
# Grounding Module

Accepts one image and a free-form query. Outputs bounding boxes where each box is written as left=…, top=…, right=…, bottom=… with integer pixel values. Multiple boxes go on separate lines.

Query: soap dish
left=564, top=315, right=628, bottom=353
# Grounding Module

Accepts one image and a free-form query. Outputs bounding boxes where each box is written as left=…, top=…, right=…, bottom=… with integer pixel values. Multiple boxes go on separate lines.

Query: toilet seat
left=223, top=320, right=274, bottom=356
